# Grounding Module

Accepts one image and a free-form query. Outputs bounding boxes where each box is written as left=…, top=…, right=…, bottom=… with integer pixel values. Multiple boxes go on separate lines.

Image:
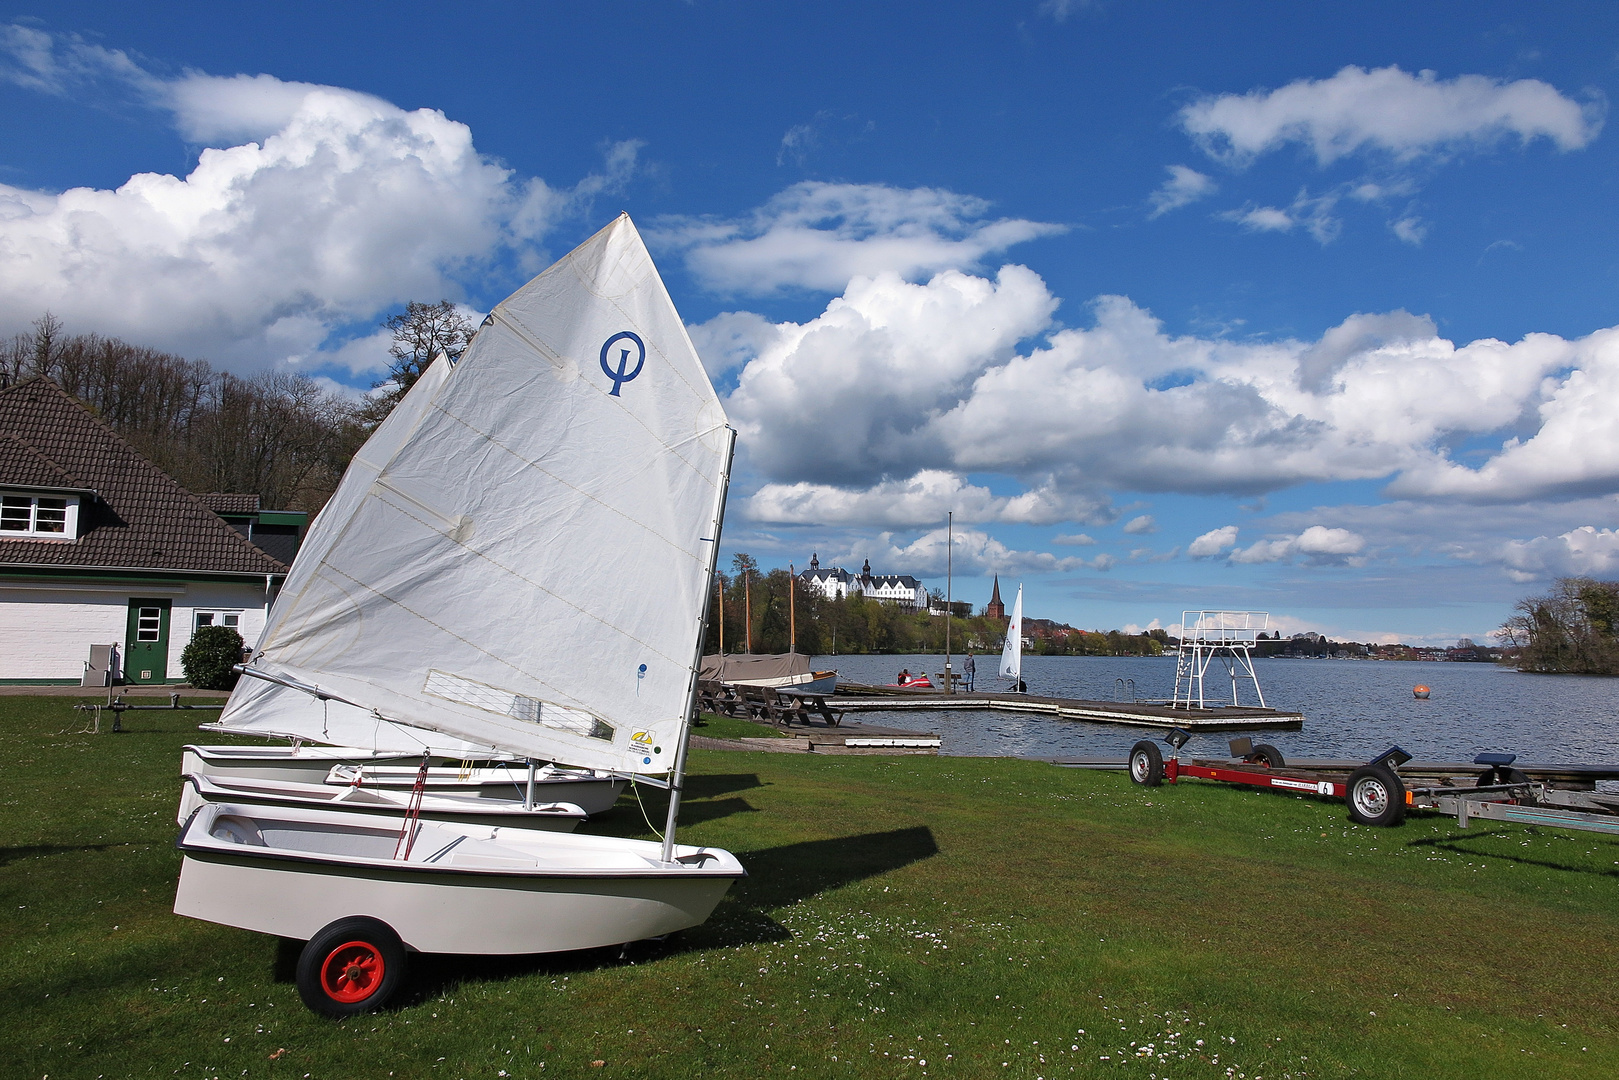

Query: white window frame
left=194, top=609, right=245, bottom=633
left=0, top=492, right=81, bottom=539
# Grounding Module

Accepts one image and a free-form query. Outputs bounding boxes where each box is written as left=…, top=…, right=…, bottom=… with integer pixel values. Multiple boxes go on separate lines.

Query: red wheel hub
left=319, top=940, right=385, bottom=1003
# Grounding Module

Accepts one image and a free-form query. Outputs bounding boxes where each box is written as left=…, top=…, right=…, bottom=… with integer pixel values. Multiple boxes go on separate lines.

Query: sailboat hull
left=182, top=746, right=627, bottom=816
left=178, top=775, right=588, bottom=832
left=174, top=803, right=743, bottom=955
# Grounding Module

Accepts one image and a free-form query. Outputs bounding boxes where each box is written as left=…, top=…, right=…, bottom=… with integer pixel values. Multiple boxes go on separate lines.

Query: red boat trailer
left=1128, top=729, right=1619, bottom=835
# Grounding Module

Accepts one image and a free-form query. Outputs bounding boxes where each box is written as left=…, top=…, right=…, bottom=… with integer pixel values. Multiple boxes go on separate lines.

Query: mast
left=717, top=575, right=725, bottom=654
left=789, top=563, right=796, bottom=654
left=664, top=428, right=736, bottom=863
left=944, top=511, right=953, bottom=694
left=744, top=566, right=752, bottom=654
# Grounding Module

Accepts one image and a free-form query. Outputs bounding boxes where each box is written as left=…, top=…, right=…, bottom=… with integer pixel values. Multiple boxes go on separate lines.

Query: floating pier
left=692, top=718, right=941, bottom=755
left=832, top=684, right=1303, bottom=731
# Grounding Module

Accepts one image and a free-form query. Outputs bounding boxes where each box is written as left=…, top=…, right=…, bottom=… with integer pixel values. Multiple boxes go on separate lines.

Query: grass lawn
left=691, top=711, right=791, bottom=739
left=4, top=695, right=1619, bottom=1079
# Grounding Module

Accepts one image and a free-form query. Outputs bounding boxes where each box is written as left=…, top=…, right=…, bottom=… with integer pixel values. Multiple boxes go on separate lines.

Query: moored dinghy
left=174, top=214, right=744, bottom=1016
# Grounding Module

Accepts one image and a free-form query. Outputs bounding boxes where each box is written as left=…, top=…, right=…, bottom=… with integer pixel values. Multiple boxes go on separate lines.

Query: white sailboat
left=174, top=214, right=745, bottom=1017
left=999, top=583, right=1025, bottom=692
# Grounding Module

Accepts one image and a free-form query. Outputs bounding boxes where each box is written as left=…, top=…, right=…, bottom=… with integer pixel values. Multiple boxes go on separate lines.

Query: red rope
left=393, top=755, right=429, bottom=860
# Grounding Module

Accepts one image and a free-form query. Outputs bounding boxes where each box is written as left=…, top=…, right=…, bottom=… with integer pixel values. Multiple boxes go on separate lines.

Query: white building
left=798, top=554, right=925, bottom=612
left=0, top=378, right=300, bottom=686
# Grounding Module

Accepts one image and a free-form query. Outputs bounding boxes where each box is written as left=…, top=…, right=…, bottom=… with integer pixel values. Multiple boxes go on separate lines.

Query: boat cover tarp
left=699, top=654, right=810, bottom=683
left=218, top=214, right=731, bottom=774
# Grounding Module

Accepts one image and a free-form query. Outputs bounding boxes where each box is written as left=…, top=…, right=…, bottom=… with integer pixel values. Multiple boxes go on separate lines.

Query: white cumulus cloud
left=715, top=265, right=1619, bottom=511
left=654, top=181, right=1066, bottom=295
left=1147, top=165, right=1216, bottom=217
left=1492, top=526, right=1619, bottom=582
left=1229, top=525, right=1367, bottom=565
left=1122, top=514, right=1157, bottom=534
left=743, top=469, right=1112, bottom=528
left=1180, top=65, right=1603, bottom=166
left=1188, top=525, right=1239, bottom=558
left=0, top=25, right=634, bottom=367
left=833, top=527, right=1112, bottom=578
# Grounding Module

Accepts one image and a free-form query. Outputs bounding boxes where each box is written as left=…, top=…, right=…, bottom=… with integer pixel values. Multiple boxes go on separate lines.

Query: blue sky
left=5, top=1, right=1619, bottom=644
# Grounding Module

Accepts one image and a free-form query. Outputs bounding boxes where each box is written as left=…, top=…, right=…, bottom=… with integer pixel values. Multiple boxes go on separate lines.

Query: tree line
left=702, top=554, right=1167, bottom=657
left=1497, top=576, right=1619, bottom=675
left=1, top=304, right=473, bottom=513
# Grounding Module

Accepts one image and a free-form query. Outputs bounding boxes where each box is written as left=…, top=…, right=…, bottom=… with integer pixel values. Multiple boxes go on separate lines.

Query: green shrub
left=180, top=625, right=244, bottom=690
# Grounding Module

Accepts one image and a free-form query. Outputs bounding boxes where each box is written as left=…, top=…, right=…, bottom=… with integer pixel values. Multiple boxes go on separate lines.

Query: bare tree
left=1497, top=577, right=1619, bottom=674
left=4, top=315, right=364, bottom=513
left=363, top=300, right=476, bottom=424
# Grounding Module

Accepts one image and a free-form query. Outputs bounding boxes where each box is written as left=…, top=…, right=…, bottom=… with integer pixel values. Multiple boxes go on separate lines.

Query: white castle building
left=798, top=554, right=925, bottom=611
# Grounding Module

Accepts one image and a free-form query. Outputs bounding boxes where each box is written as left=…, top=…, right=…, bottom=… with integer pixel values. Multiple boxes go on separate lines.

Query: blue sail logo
left=599, top=331, right=646, bottom=396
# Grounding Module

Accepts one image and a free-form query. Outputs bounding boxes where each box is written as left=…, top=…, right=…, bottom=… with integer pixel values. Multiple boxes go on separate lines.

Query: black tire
left=296, top=917, right=406, bottom=1018
left=1251, top=744, right=1286, bottom=769
left=1128, top=740, right=1164, bottom=786
left=1346, top=764, right=1406, bottom=827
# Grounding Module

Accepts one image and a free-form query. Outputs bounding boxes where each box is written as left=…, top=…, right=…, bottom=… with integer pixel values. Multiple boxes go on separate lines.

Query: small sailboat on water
left=173, top=214, right=745, bottom=1016
left=999, top=583, right=1026, bottom=692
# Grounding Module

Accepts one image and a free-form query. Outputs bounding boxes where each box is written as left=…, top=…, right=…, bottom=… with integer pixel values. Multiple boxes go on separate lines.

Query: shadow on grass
left=1404, top=828, right=1619, bottom=878
left=0, top=842, right=129, bottom=867
left=682, top=773, right=764, bottom=799
left=336, top=825, right=939, bottom=1008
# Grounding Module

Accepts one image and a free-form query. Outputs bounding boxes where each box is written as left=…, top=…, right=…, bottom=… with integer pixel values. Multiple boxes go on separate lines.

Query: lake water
left=811, top=653, right=1619, bottom=765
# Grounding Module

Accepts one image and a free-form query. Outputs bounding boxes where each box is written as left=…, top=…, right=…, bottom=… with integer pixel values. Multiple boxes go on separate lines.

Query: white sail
left=998, top=583, right=1023, bottom=684
left=208, top=676, right=496, bottom=756
left=218, top=214, right=731, bottom=774
left=211, top=355, right=496, bottom=757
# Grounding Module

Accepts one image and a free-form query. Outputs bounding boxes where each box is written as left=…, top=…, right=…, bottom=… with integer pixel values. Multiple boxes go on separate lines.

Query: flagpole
left=944, top=511, right=953, bottom=694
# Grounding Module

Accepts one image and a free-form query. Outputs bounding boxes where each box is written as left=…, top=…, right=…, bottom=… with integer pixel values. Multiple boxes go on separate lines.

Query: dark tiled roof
left=198, top=492, right=261, bottom=515
left=0, top=378, right=287, bottom=576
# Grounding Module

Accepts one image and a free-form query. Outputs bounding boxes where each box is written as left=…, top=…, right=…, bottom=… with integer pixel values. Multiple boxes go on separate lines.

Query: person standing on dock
left=963, top=652, right=975, bottom=691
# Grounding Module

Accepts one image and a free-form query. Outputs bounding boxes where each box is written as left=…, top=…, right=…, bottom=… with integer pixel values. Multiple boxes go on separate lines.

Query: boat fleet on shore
left=172, top=216, right=745, bottom=1016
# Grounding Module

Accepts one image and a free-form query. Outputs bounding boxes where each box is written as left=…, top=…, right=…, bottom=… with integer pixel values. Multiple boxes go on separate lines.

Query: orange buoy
left=1413, top=685, right=1430, bottom=699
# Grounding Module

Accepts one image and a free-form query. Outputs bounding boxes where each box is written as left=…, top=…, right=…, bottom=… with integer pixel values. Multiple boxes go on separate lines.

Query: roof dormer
left=0, top=488, right=86, bottom=540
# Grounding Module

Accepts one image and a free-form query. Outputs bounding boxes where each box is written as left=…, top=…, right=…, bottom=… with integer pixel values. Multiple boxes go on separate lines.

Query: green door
left=124, top=599, right=171, bottom=684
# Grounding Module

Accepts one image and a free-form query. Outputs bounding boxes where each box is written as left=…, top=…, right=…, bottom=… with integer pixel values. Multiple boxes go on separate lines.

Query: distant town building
left=799, top=553, right=924, bottom=611
left=985, top=575, right=1007, bottom=622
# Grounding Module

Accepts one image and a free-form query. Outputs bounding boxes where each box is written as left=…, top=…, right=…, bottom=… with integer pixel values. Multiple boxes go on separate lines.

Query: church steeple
left=986, top=574, right=1006, bottom=622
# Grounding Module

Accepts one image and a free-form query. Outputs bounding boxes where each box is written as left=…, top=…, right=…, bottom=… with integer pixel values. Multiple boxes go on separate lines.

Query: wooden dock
left=692, top=718, right=941, bottom=755
left=832, top=684, right=1303, bottom=731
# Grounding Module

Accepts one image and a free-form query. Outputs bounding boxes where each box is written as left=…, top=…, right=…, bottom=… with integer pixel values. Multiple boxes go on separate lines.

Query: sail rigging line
left=392, top=755, right=430, bottom=861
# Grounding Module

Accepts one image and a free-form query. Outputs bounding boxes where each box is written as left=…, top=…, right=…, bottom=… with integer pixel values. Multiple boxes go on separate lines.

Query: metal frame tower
left=1172, top=610, right=1269, bottom=709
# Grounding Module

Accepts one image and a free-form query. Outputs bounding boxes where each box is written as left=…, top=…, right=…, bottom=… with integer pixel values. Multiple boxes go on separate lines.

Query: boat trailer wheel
left=1345, top=764, right=1406, bottom=827
left=296, top=916, right=406, bottom=1017
left=1129, top=740, right=1164, bottom=786
left=1249, top=743, right=1285, bottom=769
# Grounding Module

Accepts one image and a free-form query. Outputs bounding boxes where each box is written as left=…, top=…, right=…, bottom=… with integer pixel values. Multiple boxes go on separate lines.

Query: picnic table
left=696, top=680, right=845, bottom=728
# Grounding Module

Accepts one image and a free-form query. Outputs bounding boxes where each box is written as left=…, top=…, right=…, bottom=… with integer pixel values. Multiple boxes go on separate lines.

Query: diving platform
left=831, top=683, right=1303, bottom=731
